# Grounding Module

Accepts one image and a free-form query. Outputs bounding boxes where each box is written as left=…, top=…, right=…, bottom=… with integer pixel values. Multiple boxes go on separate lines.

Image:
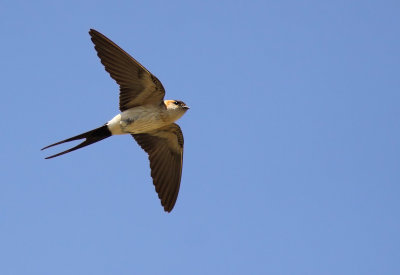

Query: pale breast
left=107, top=106, right=170, bottom=135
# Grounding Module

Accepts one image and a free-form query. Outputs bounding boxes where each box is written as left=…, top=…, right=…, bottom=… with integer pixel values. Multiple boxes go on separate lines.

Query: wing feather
left=89, top=29, right=165, bottom=111
left=132, top=124, right=184, bottom=212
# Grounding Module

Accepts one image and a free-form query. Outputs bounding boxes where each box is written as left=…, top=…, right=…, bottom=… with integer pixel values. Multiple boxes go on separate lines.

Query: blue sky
left=1, top=0, right=399, bottom=274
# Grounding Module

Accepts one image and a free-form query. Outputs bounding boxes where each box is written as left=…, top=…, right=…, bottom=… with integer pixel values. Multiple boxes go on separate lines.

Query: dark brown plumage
left=133, top=124, right=184, bottom=212
left=89, top=29, right=165, bottom=111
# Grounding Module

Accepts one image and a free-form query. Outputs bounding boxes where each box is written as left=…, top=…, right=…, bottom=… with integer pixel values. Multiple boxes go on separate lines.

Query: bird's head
left=164, top=100, right=190, bottom=121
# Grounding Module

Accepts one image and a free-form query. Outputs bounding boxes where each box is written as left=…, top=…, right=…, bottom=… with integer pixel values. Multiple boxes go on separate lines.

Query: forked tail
left=41, top=125, right=112, bottom=159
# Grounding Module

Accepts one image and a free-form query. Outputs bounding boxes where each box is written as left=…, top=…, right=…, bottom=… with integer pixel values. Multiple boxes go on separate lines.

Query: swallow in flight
left=42, top=29, right=189, bottom=212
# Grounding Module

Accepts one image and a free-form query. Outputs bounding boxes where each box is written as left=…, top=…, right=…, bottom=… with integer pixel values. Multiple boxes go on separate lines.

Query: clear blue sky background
left=1, top=1, right=399, bottom=274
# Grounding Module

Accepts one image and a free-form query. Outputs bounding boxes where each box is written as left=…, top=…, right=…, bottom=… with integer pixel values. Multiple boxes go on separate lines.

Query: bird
left=42, top=29, right=189, bottom=212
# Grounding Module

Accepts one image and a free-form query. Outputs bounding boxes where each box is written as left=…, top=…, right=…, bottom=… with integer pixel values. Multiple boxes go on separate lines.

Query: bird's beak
left=183, top=105, right=190, bottom=110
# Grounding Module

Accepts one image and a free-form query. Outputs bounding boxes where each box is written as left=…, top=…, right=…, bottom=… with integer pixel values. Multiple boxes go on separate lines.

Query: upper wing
left=89, top=29, right=165, bottom=111
left=132, top=123, right=184, bottom=212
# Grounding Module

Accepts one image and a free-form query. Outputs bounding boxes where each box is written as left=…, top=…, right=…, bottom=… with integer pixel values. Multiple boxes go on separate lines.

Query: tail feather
left=42, top=125, right=112, bottom=159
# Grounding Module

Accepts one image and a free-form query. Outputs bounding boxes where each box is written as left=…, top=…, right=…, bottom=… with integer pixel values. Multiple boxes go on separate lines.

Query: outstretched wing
left=132, top=124, right=184, bottom=212
left=89, top=29, right=165, bottom=111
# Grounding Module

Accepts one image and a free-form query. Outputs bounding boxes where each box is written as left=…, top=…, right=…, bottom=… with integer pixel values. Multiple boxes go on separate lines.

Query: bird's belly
left=107, top=107, right=168, bottom=135
left=123, top=117, right=166, bottom=133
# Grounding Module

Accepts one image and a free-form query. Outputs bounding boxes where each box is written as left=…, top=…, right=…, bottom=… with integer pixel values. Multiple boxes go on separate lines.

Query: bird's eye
left=174, top=101, right=179, bottom=105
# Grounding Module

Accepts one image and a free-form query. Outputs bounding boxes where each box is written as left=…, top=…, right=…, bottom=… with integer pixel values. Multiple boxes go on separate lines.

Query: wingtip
left=89, top=29, right=96, bottom=36
left=163, top=203, right=174, bottom=213
left=89, top=28, right=100, bottom=36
